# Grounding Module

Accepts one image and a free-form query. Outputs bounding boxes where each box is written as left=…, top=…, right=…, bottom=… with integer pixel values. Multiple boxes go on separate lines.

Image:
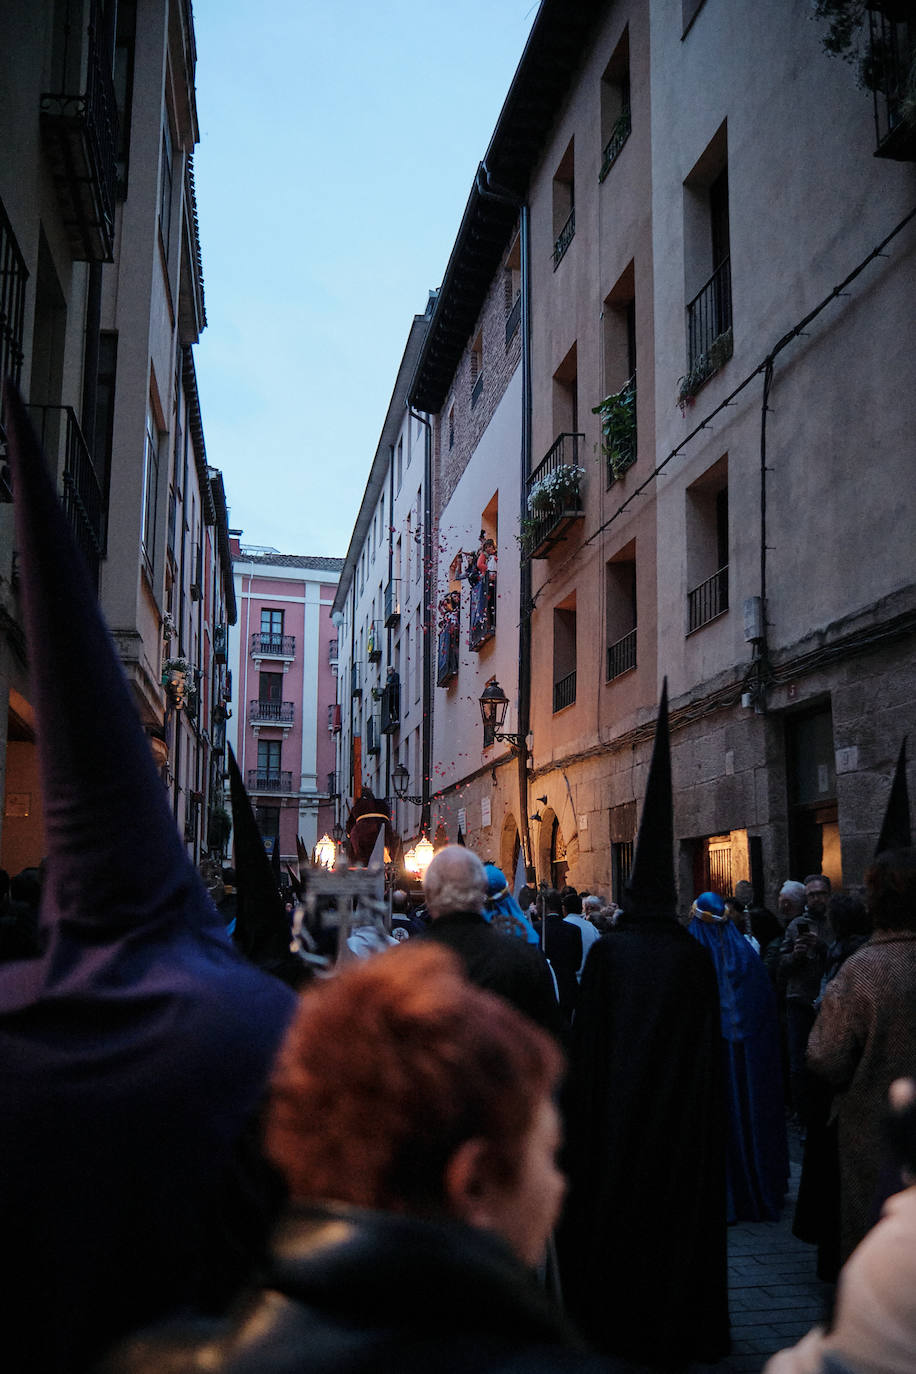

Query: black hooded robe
left=557, top=917, right=729, bottom=1368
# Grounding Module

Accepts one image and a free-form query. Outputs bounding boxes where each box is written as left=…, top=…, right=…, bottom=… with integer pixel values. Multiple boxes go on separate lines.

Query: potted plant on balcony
left=527, top=463, right=585, bottom=514
left=593, top=378, right=637, bottom=481
left=162, top=655, right=195, bottom=710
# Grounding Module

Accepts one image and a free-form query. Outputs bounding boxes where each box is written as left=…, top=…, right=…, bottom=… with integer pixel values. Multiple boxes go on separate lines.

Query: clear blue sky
left=192, top=0, right=538, bottom=558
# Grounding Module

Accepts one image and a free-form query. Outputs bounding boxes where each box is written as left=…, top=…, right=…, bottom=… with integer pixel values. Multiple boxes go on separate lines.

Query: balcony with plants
left=523, top=433, right=586, bottom=559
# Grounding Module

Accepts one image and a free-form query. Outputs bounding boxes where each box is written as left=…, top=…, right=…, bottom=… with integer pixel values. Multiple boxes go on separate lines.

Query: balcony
left=248, top=699, right=294, bottom=729
left=0, top=198, right=28, bottom=393
left=471, top=371, right=484, bottom=408
left=327, top=770, right=338, bottom=797
left=249, top=632, right=295, bottom=665
left=246, top=770, right=293, bottom=794
left=351, top=662, right=362, bottom=697
left=607, top=628, right=637, bottom=682
left=553, top=670, right=577, bottom=713
left=384, top=581, right=401, bottom=628
left=367, top=622, right=382, bottom=662
left=40, top=14, right=118, bottom=261
left=469, top=573, right=496, bottom=651
left=687, top=565, right=729, bottom=634
left=327, top=637, right=339, bottom=667
left=367, top=712, right=381, bottom=756
left=868, top=9, right=916, bottom=160
left=595, top=375, right=637, bottom=487
left=505, top=293, right=521, bottom=349
left=599, top=107, right=632, bottom=182
left=381, top=674, right=400, bottom=733
left=525, top=433, right=585, bottom=559
left=328, top=703, right=341, bottom=735
left=553, top=208, right=575, bottom=269
left=28, top=405, right=104, bottom=588
left=213, top=623, right=227, bottom=664
left=681, top=259, right=732, bottom=404
left=437, top=622, right=459, bottom=686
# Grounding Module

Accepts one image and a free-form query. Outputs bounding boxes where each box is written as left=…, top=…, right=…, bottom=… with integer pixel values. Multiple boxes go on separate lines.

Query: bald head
left=423, top=846, right=488, bottom=920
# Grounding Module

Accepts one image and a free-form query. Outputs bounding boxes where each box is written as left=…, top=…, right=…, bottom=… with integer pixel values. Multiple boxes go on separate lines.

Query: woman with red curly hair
left=103, top=944, right=616, bottom=1373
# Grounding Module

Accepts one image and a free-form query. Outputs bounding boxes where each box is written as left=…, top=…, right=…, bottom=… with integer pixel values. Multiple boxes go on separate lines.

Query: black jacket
left=422, top=910, right=563, bottom=1039
left=99, top=1204, right=619, bottom=1374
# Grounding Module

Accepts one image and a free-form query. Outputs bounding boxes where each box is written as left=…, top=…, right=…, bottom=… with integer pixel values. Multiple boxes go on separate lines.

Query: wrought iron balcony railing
left=0, top=198, right=28, bottom=393
left=381, top=674, right=400, bottom=733
left=249, top=632, right=295, bottom=659
left=607, top=627, right=637, bottom=682
left=213, top=623, right=227, bottom=663
left=525, top=432, right=585, bottom=559
left=40, top=14, right=118, bottom=261
left=246, top=770, right=293, bottom=793
left=248, top=700, right=294, bottom=725
left=553, top=670, right=577, bottom=713
left=327, top=770, right=338, bottom=797
left=367, top=712, right=381, bottom=755
left=367, top=622, right=382, bottom=662
left=686, top=257, right=732, bottom=377
left=384, top=581, right=401, bottom=628
left=687, top=565, right=729, bottom=633
left=599, top=106, right=631, bottom=181
left=327, top=637, right=339, bottom=665
left=553, top=208, right=575, bottom=269
left=28, top=405, right=104, bottom=588
left=351, top=662, right=362, bottom=696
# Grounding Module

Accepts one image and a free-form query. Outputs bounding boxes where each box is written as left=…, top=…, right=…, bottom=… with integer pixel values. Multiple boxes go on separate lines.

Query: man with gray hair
left=422, top=846, right=561, bottom=1038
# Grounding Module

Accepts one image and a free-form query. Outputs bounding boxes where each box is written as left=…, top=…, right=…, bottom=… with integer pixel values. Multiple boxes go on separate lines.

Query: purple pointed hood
left=3, top=380, right=217, bottom=943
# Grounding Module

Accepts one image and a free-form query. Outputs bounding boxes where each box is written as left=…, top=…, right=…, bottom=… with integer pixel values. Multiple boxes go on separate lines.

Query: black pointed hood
left=1, top=379, right=217, bottom=943
left=876, top=738, right=911, bottom=857
left=227, top=746, right=292, bottom=969
left=623, top=679, right=677, bottom=919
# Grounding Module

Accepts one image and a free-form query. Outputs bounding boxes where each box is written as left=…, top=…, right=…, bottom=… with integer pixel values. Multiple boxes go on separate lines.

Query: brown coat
left=807, top=930, right=916, bottom=1261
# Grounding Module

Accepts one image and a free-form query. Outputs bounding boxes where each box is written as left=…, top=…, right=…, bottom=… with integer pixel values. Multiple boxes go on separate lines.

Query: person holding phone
left=779, top=875, right=832, bottom=1129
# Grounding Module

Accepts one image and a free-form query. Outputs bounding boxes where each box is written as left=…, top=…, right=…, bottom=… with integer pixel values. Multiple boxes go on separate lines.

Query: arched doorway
left=500, top=812, right=520, bottom=881
left=550, top=814, right=568, bottom=889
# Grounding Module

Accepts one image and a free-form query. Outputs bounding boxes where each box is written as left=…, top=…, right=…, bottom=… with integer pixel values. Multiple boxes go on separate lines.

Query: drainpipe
left=386, top=444, right=395, bottom=814
left=409, top=406, right=432, bottom=837
left=476, top=164, right=533, bottom=872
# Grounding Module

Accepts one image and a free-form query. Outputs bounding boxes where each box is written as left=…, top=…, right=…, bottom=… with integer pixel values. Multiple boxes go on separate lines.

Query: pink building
left=228, top=537, right=343, bottom=865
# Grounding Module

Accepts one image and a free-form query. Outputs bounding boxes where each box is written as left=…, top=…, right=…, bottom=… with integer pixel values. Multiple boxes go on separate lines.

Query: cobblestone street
left=691, top=1131, right=834, bottom=1373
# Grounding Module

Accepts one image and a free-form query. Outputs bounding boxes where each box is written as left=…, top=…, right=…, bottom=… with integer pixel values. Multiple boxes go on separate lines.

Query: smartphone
left=796, top=920, right=810, bottom=936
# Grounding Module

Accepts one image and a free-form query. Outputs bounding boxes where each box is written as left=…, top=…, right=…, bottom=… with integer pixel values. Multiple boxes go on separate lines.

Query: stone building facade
left=0, top=0, right=236, bottom=871
left=405, top=0, right=915, bottom=904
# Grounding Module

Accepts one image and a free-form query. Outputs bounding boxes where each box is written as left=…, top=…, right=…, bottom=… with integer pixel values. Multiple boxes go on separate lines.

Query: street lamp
left=314, top=833, right=336, bottom=869
left=405, top=834, right=435, bottom=879
left=478, top=677, right=528, bottom=752
left=392, top=762, right=424, bottom=806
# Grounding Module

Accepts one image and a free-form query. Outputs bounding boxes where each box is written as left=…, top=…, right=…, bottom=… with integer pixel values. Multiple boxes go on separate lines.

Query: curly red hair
left=266, top=943, right=563, bottom=1217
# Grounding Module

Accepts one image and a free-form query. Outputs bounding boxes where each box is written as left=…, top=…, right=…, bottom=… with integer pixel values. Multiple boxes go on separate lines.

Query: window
left=552, top=139, right=575, bottom=268
left=553, top=342, right=578, bottom=439
left=261, top=608, right=284, bottom=652
left=415, top=606, right=422, bottom=701
left=682, top=124, right=732, bottom=396
left=415, top=488, right=422, bottom=582
left=113, top=0, right=137, bottom=195
left=396, top=438, right=403, bottom=493
left=159, top=118, right=174, bottom=259
left=606, top=543, right=637, bottom=681
left=601, top=263, right=637, bottom=485
left=686, top=456, right=729, bottom=633
left=256, top=804, right=280, bottom=842
left=553, top=595, right=577, bottom=712
left=785, top=704, right=840, bottom=884
left=470, top=332, right=483, bottom=408
left=259, top=671, right=282, bottom=703
left=599, top=29, right=631, bottom=181
left=0, top=196, right=28, bottom=395
left=609, top=800, right=636, bottom=904
left=258, top=739, right=282, bottom=779
left=448, top=404, right=455, bottom=450
left=504, top=235, right=522, bottom=348
left=141, top=408, right=160, bottom=567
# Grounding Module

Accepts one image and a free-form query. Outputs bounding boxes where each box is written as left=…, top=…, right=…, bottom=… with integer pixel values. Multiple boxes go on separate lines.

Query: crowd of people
left=1, top=382, right=915, bottom=1374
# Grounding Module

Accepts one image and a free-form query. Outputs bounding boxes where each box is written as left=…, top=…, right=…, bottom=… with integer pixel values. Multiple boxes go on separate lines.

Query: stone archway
left=500, top=812, right=521, bottom=884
